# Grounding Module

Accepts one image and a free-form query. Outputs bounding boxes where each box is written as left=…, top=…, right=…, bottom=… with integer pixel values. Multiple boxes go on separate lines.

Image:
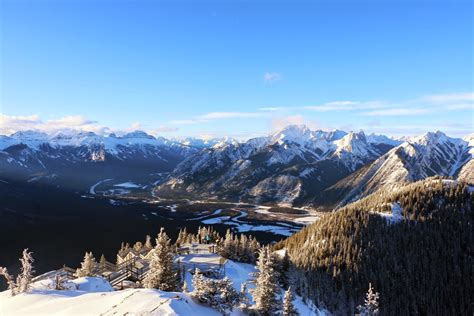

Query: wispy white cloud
left=445, top=103, right=474, bottom=110
left=258, top=107, right=288, bottom=112
left=361, top=108, right=430, bottom=116
left=270, top=115, right=322, bottom=131
left=304, top=101, right=385, bottom=112
left=422, top=92, right=474, bottom=103
left=360, top=122, right=473, bottom=138
left=169, top=119, right=200, bottom=125
left=150, top=126, right=179, bottom=133
left=263, top=72, right=282, bottom=82
left=0, top=114, right=180, bottom=136
left=0, top=114, right=112, bottom=135
left=170, top=111, right=267, bottom=125
left=198, top=112, right=264, bottom=120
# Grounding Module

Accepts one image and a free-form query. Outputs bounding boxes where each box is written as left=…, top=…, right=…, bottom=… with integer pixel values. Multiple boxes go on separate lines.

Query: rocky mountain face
left=154, top=125, right=401, bottom=207
left=318, top=131, right=474, bottom=208
left=0, top=130, right=197, bottom=189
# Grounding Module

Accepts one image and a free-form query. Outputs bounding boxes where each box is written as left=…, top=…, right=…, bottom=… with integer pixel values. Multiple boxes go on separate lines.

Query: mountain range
left=0, top=125, right=472, bottom=209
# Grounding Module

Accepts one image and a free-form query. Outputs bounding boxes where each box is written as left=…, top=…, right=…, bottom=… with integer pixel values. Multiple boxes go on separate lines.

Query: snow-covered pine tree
left=182, top=280, right=189, bottom=293
left=191, top=268, right=240, bottom=315
left=75, top=252, right=97, bottom=277
left=217, top=277, right=240, bottom=315
left=53, top=273, right=67, bottom=290
left=0, top=267, right=16, bottom=295
left=237, top=234, right=248, bottom=262
left=222, top=229, right=235, bottom=259
left=133, top=241, right=143, bottom=252
left=145, top=235, right=153, bottom=249
left=248, top=236, right=260, bottom=263
left=16, top=248, right=35, bottom=294
left=192, top=268, right=210, bottom=303
left=239, top=282, right=250, bottom=314
left=283, top=286, right=299, bottom=316
left=99, top=254, right=106, bottom=270
left=357, top=283, right=380, bottom=316
left=252, top=246, right=280, bottom=315
left=280, top=250, right=290, bottom=288
left=143, top=227, right=178, bottom=291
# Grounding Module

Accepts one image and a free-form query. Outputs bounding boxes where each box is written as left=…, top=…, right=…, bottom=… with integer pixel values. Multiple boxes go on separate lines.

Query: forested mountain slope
left=278, top=178, right=473, bottom=315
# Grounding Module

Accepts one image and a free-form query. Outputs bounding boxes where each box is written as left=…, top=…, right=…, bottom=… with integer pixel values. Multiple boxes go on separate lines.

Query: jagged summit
left=334, top=131, right=367, bottom=153
left=408, top=130, right=451, bottom=146
left=10, top=130, right=49, bottom=139
left=122, top=130, right=155, bottom=139
left=270, top=124, right=314, bottom=145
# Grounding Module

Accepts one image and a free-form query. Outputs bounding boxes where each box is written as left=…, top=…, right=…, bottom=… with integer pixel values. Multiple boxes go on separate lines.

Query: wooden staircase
left=105, top=257, right=149, bottom=288
left=34, top=257, right=149, bottom=289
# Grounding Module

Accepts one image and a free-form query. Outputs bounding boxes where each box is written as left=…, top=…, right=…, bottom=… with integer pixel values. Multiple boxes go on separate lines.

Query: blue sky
left=1, top=0, right=473, bottom=139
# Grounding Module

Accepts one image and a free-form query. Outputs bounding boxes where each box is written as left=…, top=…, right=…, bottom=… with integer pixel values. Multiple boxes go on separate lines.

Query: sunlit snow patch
left=373, top=202, right=404, bottom=224
left=114, top=182, right=140, bottom=188
left=201, top=216, right=231, bottom=224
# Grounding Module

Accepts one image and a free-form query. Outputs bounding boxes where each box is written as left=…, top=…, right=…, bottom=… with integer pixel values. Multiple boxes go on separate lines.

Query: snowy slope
left=0, top=261, right=324, bottom=316
left=0, top=277, right=220, bottom=316
left=457, top=133, right=474, bottom=183
left=320, top=131, right=473, bottom=207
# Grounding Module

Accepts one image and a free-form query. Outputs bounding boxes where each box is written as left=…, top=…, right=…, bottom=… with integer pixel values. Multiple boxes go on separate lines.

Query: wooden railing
left=106, top=257, right=149, bottom=287
left=33, top=265, right=76, bottom=283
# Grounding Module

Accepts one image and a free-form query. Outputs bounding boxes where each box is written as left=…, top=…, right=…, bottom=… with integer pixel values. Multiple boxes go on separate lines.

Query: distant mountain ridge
left=154, top=125, right=406, bottom=206
left=0, top=130, right=197, bottom=189
left=1, top=126, right=472, bottom=209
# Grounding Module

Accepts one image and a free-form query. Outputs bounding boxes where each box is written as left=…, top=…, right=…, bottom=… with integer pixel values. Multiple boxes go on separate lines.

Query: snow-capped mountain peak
left=271, top=124, right=314, bottom=145
left=409, top=130, right=451, bottom=146
left=334, top=131, right=368, bottom=154
left=11, top=130, right=49, bottom=140
left=463, top=133, right=474, bottom=144
left=212, top=137, right=239, bottom=149
left=122, top=130, right=155, bottom=139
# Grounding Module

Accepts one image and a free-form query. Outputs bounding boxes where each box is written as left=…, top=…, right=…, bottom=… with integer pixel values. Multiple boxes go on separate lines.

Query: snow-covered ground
left=293, top=215, right=321, bottom=225
left=0, top=261, right=325, bottom=315
left=201, top=216, right=231, bottom=224
left=0, top=277, right=219, bottom=315
left=196, top=209, right=303, bottom=236
left=373, top=202, right=404, bottom=224
left=113, top=181, right=141, bottom=188
left=231, top=223, right=298, bottom=236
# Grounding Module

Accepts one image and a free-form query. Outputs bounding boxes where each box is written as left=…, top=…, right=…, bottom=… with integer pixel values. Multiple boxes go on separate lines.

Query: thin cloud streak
left=304, top=101, right=386, bottom=112
left=361, top=108, right=430, bottom=116
left=0, top=114, right=179, bottom=137
left=422, top=92, right=474, bottom=103
left=0, top=114, right=111, bottom=135
left=170, top=111, right=267, bottom=125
